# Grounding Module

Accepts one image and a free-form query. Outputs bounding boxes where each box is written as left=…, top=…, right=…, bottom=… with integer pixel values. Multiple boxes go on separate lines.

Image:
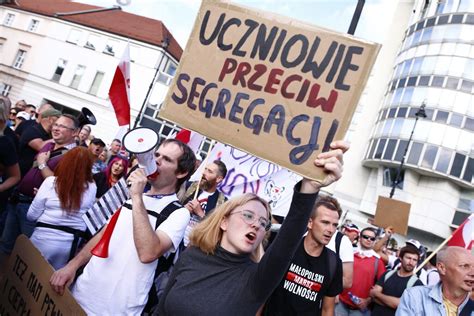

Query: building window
left=89, top=71, right=104, bottom=95
left=51, top=59, right=67, bottom=82
left=27, top=19, right=39, bottom=32
left=3, top=13, right=15, bottom=26
left=70, top=65, right=85, bottom=89
left=1, top=83, right=11, bottom=96
left=13, top=50, right=27, bottom=69
left=450, top=153, right=466, bottom=177
left=67, top=29, right=82, bottom=44
left=383, top=167, right=404, bottom=189
left=421, top=145, right=438, bottom=169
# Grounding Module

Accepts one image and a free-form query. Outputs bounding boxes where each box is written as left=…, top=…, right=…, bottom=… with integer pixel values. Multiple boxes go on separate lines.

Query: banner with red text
left=159, top=0, right=380, bottom=181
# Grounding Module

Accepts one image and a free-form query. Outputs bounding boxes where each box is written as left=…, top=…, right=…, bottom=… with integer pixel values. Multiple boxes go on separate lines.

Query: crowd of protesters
left=0, top=96, right=472, bottom=315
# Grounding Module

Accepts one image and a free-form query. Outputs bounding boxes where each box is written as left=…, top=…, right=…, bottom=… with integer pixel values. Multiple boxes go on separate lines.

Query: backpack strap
left=384, top=269, right=418, bottom=289
left=335, top=231, right=343, bottom=257
left=383, top=269, right=397, bottom=283
left=374, top=257, right=380, bottom=284
left=326, top=247, right=337, bottom=286
left=406, top=275, right=418, bottom=288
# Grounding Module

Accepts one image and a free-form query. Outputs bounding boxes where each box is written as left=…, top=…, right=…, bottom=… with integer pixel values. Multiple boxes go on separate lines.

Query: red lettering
left=264, top=68, right=284, bottom=94
left=306, top=84, right=338, bottom=112
left=218, top=58, right=238, bottom=82
left=281, top=74, right=302, bottom=99
left=232, top=62, right=252, bottom=87
left=247, top=64, right=267, bottom=91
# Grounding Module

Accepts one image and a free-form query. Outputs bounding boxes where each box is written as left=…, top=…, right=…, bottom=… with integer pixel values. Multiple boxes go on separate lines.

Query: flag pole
left=193, top=140, right=215, bottom=201
left=413, top=235, right=452, bottom=275
left=133, top=38, right=169, bottom=129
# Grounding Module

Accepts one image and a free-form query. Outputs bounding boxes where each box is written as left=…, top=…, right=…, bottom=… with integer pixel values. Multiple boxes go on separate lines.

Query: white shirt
left=327, top=232, right=354, bottom=263
left=72, top=194, right=190, bottom=315
left=27, top=176, right=97, bottom=270
left=183, top=190, right=212, bottom=246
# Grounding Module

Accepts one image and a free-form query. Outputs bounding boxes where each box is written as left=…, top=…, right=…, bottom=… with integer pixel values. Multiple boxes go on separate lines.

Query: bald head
left=437, top=246, right=474, bottom=297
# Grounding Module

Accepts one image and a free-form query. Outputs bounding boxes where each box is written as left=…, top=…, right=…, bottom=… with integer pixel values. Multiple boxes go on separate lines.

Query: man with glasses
left=0, top=114, right=78, bottom=258
left=336, top=227, right=386, bottom=315
left=264, top=195, right=344, bottom=316
left=397, top=246, right=473, bottom=316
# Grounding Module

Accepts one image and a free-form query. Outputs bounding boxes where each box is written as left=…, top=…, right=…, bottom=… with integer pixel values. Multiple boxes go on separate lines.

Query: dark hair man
left=179, top=159, right=227, bottom=246
left=397, top=246, right=473, bottom=315
left=50, top=139, right=196, bottom=315
left=0, top=114, right=79, bottom=257
left=88, top=138, right=106, bottom=174
left=264, top=195, right=344, bottom=316
left=370, top=245, right=424, bottom=315
left=18, top=107, right=62, bottom=176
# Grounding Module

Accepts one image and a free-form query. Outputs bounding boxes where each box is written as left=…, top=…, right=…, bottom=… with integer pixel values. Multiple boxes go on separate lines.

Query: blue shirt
left=396, top=282, right=471, bottom=316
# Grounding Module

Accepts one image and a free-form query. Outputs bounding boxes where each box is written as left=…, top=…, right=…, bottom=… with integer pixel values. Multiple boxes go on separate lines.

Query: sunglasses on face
left=231, top=210, right=271, bottom=231
left=361, top=234, right=376, bottom=241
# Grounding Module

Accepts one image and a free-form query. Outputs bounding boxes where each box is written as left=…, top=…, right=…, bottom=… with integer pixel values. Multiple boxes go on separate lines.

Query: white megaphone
left=122, top=127, right=160, bottom=179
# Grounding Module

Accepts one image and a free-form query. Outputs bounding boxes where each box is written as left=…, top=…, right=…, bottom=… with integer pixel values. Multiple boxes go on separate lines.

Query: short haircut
left=112, top=138, right=122, bottom=144
left=399, top=245, right=420, bottom=260
left=61, top=114, right=80, bottom=130
left=81, top=125, right=91, bottom=132
left=310, top=195, right=342, bottom=219
left=360, top=227, right=377, bottom=237
left=160, top=139, right=196, bottom=191
left=213, top=160, right=227, bottom=178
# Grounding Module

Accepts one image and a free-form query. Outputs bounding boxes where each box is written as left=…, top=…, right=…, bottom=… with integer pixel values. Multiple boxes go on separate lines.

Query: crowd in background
left=0, top=96, right=472, bottom=315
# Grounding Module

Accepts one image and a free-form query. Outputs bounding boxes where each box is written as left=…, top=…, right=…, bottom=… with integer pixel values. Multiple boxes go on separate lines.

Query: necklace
left=146, top=192, right=175, bottom=199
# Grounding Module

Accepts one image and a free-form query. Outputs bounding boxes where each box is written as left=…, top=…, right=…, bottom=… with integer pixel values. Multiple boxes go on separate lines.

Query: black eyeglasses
left=361, top=234, right=376, bottom=241
left=230, top=210, right=271, bottom=231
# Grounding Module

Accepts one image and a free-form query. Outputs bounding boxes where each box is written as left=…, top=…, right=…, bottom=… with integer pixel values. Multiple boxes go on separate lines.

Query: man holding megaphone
left=50, top=138, right=196, bottom=315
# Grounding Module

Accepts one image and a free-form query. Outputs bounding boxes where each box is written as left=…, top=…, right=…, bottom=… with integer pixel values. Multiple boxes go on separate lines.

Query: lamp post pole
left=348, top=0, right=365, bottom=35
left=389, top=104, right=427, bottom=198
left=133, top=38, right=169, bottom=129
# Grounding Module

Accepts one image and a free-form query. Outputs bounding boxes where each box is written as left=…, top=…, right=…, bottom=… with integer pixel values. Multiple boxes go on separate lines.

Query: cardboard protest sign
left=374, top=196, right=411, bottom=235
left=0, top=235, right=85, bottom=315
left=159, top=0, right=380, bottom=181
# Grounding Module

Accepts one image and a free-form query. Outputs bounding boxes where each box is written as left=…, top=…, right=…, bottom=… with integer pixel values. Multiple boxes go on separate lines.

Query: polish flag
left=174, top=128, right=205, bottom=154
left=448, top=214, right=473, bottom=250
left=109, top=44, right=131, bottom=127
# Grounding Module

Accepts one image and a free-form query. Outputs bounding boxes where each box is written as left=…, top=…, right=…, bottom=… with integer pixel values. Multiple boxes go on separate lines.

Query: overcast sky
left=76, top=0, right=393, bottom=48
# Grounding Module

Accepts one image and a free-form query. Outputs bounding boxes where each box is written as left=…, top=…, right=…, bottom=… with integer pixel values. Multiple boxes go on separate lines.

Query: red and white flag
left=109, top=43, right=131, bottom=127
left=174, top=128, right=205, bottom=154
left=448, top=214, right=473, bottom=250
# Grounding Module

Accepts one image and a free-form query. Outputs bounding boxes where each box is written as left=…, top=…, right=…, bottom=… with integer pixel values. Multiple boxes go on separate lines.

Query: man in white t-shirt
left=50, top=139, right=196, bottom=315
left=179, top=160, right=227, bottom=246
left=328, top=230, right=354, bottom=289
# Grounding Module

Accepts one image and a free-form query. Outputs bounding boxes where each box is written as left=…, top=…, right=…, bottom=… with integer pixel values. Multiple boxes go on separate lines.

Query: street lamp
left=389, top=103, right=427, bottom=198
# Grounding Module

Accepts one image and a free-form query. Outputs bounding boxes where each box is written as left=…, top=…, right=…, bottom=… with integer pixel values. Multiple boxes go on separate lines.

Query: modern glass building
left=332, top=0, right=473, bottom=248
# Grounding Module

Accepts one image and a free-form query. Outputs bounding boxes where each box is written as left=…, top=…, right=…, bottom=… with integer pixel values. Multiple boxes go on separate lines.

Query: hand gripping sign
left=159, top=0, right=380, bottom=181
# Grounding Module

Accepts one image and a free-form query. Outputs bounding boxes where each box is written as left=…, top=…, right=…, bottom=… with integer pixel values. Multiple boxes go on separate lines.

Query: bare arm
left=50, top=228, right=105, bottom=295
left=0, top=163, right=20, bottom=192
left=322, top=296, right=336, bottom=316
left=28, top=138, right=53, bottom=151
left=342, top=261, right=353, bottom=289
left=370, top=284, right=400, bottom=309
left=128, top=168, right=173, bottom=263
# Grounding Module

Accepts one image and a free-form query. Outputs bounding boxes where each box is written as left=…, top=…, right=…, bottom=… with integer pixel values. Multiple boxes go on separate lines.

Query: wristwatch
left=38, top=163, right=47, bottom=170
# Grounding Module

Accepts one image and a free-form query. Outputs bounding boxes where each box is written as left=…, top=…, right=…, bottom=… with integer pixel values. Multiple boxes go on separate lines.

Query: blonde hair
left=189, top=193, right=271, bottom=259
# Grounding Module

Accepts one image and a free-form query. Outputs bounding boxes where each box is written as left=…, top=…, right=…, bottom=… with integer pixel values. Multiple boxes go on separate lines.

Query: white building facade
left=331, top=0, right=473, bottom=249
left=0, top=1, right=181, bottom=143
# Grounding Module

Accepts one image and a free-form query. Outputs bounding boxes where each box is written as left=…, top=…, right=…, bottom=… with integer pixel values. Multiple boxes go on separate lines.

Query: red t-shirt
left=339, top=252, right=386, bottom=308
